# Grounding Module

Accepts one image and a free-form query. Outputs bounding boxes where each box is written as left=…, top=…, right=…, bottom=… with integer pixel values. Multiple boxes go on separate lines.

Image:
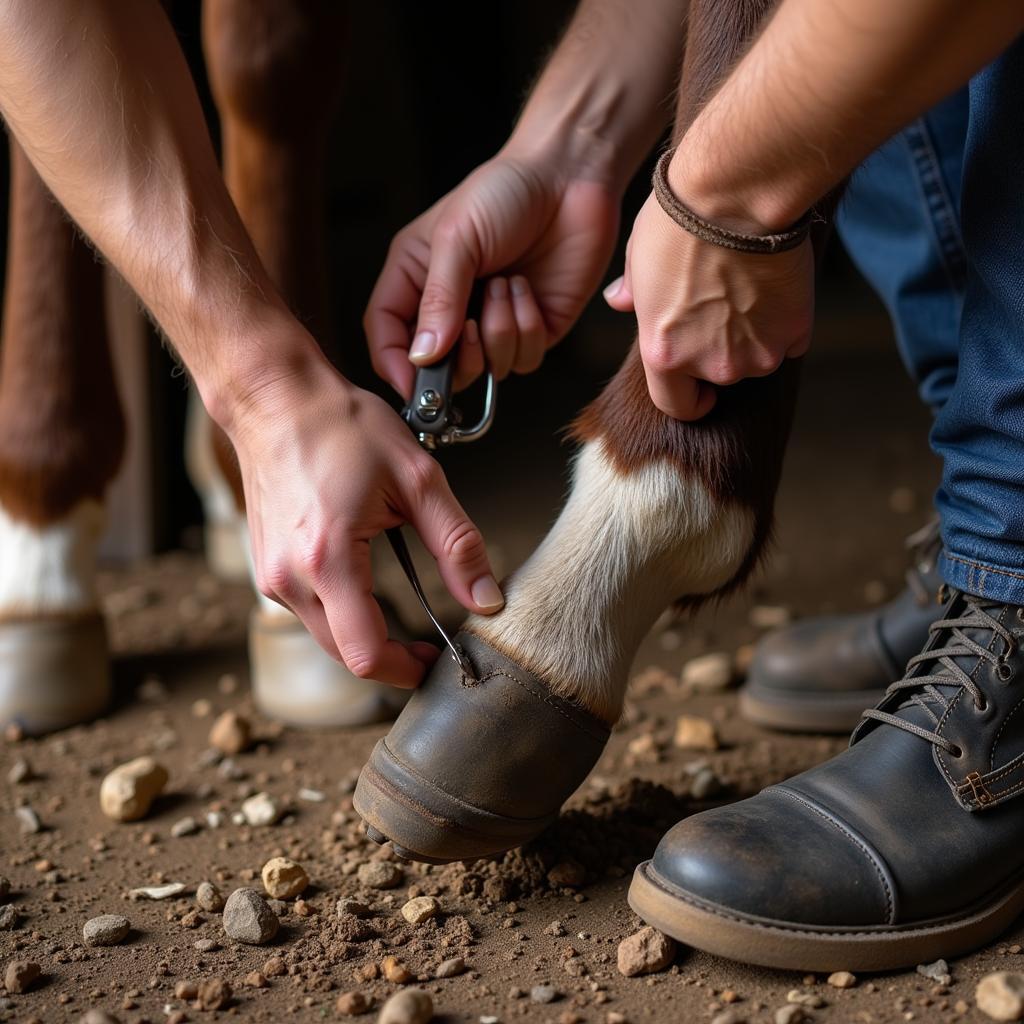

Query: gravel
left=378, top=989, right=433, bottom=1024
left=617, top=927, right=677, bottom=977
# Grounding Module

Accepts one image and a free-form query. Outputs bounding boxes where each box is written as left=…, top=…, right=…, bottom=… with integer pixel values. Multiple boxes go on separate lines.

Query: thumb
left=603, top=236, right=635, bottom=312
left=411, top=220, right=478, bottom=367
left=403, top=464, right=505, bottom=616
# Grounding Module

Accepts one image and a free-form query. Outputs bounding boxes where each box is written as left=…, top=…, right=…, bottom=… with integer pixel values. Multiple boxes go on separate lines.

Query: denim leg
left=934, top=38, right=1024, bottom=603
left=836, top=89, right=968, bottom=413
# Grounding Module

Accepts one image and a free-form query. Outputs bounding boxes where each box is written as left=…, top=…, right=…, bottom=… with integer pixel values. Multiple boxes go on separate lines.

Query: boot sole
left=739, top=682, right=885, bottom=734
left=628, top=859, right=1024, bottom=972
left=353, top=737, right=554, bottom=864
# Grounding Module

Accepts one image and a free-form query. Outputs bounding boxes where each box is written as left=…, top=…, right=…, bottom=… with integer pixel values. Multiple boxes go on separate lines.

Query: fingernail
left=510, top=276, right=528, bottom=297
left=488, top=277, right=508, bottom=299
left=603, top=277, right=623, bottom=301
left=409, top=330, right=437, bottom=362
left=471, top=574, right=505, bottom=611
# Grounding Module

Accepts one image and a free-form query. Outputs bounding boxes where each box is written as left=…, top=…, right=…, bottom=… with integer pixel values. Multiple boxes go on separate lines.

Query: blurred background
left=0, top=0, right=937, bottom=620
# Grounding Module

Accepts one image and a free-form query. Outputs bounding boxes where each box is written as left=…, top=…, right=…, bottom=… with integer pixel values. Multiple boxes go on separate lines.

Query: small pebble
left=15, top=806, right=41, bottom=834
left=245, top=971, right=267, bottom=988
left=336, top=990, right=370, bottom=1015
left=4, top=959, right=40, bottom=994
left=976, top=971, right=1024, bottom=1021
left=401, top=896, right=440, bottom=925
left=196, top=881, right=225, bottom=912
left=617, top=927, right=676, bottom=977
left=194, top=938, right=218, bottom=952
left=827, top=971, right=857, bottom=989
left=197, top=978, right=232, bottom=1010
left=170, top=816, right=199, bottom=838
left=99, top=757, right=168, bottom=822
left=358, top=861, right=403, bottom=890
left=209, top=710, right=252, bottom=755
left=531, top=985, right=560, bottom=1004
left=337, top=898, right=370, bottom=917
left=83, top=914, right=131, bottom=947
left=378, top=988, right=433, bottom=1024
left=129, top=882, right=186, bottom=900
left=78, top=1012, right=121, bottom=1024
left=775, top=1007, right=810, bottom=1024
left=0, top=904, right=19, bottom=930
left=241, top=791, right=280, bottom=827
left=673, top=715, right=719, bottom=751
left=435, top=957, right=466, bottom=979
left=917, top=959, right=952, bottom=985
left=7, top=758, right=32, bottom=784
left=222, top=887, right=279, bottom=945
left=382, top=956, right=413, bottom=984
left=681, top=652, right=733, bottom=692
left=262, top=856, right=308, bottom=899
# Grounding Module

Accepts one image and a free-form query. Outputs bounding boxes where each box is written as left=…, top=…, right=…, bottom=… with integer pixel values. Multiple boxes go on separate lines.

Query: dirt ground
left=2, top=315, right=1017, bottom=1024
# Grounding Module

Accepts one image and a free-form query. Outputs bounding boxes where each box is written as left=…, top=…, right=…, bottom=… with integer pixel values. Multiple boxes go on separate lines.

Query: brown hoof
left=248, top=608, right=410, bottom=728
left=0, top=613, right=111, bottom=735
left=353, top=631, right=610, bottom=864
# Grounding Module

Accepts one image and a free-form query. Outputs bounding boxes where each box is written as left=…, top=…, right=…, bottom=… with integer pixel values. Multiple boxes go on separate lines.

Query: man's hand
left=605, top=184, right=814, bottom=421
left=365, top=150, right=620, bottom=399
left=228, top=346, right=504, bottom=688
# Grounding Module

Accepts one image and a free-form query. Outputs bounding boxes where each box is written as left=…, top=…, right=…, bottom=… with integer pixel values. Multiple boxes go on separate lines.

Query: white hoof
left=0, top=614, right=110, bottom=734
left=248, top=609, right=411, bottom=728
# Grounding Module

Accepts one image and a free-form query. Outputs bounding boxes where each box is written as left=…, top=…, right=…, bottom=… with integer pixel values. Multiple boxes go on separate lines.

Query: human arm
left=0, top=0, right=504, bottom=686
left=366, top=0, right=688, bottom=398
left=608, top=0, right=1024, bottom=419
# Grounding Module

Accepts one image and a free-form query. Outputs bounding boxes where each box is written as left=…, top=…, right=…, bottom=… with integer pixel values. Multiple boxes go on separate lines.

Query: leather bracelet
left=652, top=148, right=813, bottom=255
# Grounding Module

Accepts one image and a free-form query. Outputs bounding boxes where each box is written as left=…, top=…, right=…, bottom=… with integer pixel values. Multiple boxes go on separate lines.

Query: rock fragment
left=977, top=972, right=1024, bottom=1021
left=241, top=791, right=280, bottom=827
left=382, top=956, right=413, bottom=984
left=617, top=926, right=676, bottom=977
left=673, top=715, right=719, bottom=751
left=170, top=816, right=200, bottom=838
left=531, top=985, right=560, bottom=1004
left=197, top=978, right=232, bottom=1010
left=0, top=905, right=18, bottom=930
left=547, top=861, right=586, bottom=888
left=222, top=887, right=279, bottom=945
left=99, top=757, right=168, bottom=822
left=358, top=861, right=402, bottom=890
left=196, top=881, right=225, bottom=912
left=401, top=896, right=439, bottom=925
left=261, top=856, right=308, bottom=899
left=435, top=957, right=465, bottom=979
left=681, top=652, right=733, bottom=692
left=378, top=988, right=433, bottom=1024
left=7, top=758, right=31, bottom=784
left=827, top=971, right=856, bottom=989
left=14, top=806, right=41, bottom=834
left=78, top=1012, right=122, bottom=1024
left=128, top=882, right=186, bottom=900
left=4, top=959, right=40, bottom=993
left=774, top=1007, right=810, bottom=1024
left=83, top=914, right=131, bottom=946
left=209, top=710, right=252, bottom=755
left=337, top=991, right=371, bottom=1015
left=917, top=958, right=952, bottom=985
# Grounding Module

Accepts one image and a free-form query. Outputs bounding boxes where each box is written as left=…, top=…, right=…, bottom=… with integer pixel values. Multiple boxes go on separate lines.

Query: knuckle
left=295, top=534, right=330, bottom=581
left=441, top=519, right=487, bottom=568
left=258, top=558, right=292, bottom=600
left=642, top=333, right=683, bottom=375
left=405, top=455, right=444, bottom=501
left=340, top=644, right=379, bottom=681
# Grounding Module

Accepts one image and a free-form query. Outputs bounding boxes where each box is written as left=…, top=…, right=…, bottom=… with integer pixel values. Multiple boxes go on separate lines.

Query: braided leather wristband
left=653, top=148, right=813, bottom=255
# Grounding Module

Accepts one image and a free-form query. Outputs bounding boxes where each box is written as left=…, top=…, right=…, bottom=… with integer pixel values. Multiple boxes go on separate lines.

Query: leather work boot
left=740, top=520, right=943, bottom=732
left=630, top=591, right=1024, bottom=971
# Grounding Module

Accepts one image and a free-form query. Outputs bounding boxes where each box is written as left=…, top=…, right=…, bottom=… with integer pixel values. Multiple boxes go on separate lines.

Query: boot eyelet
left=949, top=744, right=964, bottom=758
left=976, top=697, right=989, bottom=713
left=997, top=662, right=1015, bottom=682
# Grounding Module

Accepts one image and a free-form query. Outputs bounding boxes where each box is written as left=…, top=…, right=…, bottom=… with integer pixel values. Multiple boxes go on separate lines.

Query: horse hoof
left=0, top=613, right=111, bottom=735
left=248, top=606, right=411, bottom=728
left=353, top=631, right=610, bottom=864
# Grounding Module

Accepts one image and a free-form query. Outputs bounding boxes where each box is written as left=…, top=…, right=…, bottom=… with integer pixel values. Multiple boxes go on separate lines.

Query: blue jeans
left=836, top=39, right=1024, bottom=604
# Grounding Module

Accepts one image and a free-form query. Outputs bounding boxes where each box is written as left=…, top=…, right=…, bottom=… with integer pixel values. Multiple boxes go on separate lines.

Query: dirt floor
left=2, top=313, right=1017, bottom=1024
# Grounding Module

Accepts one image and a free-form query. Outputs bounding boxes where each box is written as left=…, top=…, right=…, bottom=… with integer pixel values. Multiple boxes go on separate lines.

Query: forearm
left=0, top=0, right=322, bottom=427
left=670, top=0, right=1024, bottom=231
left=507, top=0, right=688, bottom=192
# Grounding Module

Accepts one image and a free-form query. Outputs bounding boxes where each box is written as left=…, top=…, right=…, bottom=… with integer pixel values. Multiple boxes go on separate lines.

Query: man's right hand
left=225, top=340, right=504, bottom=688
left=365, top=147, right=620, bottom=399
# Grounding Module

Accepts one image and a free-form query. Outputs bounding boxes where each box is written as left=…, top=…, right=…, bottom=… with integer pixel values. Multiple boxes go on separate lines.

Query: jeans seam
left=903, top=118, right=968, bottom=293
left=944, top=551, right=1024, bottom=584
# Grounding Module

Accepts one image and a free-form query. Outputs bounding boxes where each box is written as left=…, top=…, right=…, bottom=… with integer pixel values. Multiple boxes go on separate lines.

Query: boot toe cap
left=650, top=787, right=895, bottom=928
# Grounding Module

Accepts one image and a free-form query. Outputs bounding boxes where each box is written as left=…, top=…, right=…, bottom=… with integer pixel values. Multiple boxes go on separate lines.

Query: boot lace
left=861, top=595, right=1017, bottom=757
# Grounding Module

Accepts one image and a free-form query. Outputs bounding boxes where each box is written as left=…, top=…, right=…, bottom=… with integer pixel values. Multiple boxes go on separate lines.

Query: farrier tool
left=385, top=338, right=497, bottom=679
